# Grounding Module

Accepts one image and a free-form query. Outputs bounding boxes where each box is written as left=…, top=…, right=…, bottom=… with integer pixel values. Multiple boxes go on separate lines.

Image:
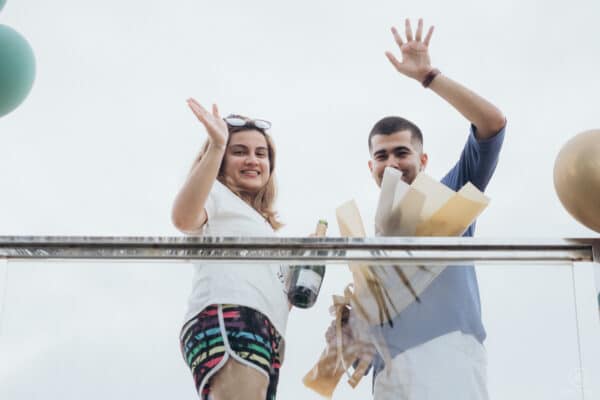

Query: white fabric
left=183, top=180, right=290, bottom=337
left=373, top=331, right=489, bottom=400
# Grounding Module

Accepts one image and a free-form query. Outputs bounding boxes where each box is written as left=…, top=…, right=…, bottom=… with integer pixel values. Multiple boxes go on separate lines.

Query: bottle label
left=295, top=269, right=323, bottom=293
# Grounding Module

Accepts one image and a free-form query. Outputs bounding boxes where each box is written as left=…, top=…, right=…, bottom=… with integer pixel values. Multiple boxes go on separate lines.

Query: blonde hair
left=193, top=124, right=283, bottom=231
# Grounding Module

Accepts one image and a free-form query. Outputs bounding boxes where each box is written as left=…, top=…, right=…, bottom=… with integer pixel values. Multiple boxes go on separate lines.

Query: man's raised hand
left=385, top=18, right=435, bottom=83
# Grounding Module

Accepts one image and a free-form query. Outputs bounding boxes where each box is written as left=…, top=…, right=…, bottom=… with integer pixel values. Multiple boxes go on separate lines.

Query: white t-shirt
left=183, top=180, right=290, bottom=337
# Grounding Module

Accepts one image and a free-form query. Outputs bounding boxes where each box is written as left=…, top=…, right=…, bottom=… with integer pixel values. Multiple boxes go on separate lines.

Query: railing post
left=593, top=242, right=600, bottom=263
left=0, top=259, right=7, bottom=335
left=572, top=260, right=600, bottom=399
left=593, top=242, right=600, bottom=317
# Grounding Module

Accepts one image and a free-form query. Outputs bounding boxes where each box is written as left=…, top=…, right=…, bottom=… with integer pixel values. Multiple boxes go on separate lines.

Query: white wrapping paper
left=337, top=167, right=490, bottom=325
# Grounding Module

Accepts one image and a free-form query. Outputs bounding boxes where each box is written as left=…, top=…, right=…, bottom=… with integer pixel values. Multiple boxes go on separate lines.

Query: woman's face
left=222, top=129, right=271, bottom=193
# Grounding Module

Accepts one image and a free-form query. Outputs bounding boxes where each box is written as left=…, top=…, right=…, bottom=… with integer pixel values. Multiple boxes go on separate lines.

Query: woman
left=172, top=99, right=288, bottom=400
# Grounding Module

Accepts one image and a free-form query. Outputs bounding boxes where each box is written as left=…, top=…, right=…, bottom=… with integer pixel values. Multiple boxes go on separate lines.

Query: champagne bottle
left=288, top=220, right=328, bottom=308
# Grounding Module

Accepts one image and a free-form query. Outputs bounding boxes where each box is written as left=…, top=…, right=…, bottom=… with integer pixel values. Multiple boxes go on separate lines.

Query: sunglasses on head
left=224, top=115, right=272, bottom=131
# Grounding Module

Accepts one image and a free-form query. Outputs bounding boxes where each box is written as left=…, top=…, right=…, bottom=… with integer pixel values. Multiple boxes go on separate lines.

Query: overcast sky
left=1, top=0, right=600, bottom=399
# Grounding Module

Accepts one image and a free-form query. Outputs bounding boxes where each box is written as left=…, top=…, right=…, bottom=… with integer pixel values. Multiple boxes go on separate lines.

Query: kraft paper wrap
left=302, top=286, right=375, bottom=398
left=303, top=169, right=489, bottom=397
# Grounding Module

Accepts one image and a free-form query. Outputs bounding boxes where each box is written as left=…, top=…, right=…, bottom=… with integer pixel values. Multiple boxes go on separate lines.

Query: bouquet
left=303, top=168, right=490, bottom=397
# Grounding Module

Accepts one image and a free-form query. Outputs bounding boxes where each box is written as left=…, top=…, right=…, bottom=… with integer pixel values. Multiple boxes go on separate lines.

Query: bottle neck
left=315, top=222, right=327, bottom=237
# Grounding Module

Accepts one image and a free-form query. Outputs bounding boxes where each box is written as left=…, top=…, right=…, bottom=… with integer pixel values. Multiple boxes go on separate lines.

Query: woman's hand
left=187, top=98, right=229, bottom=149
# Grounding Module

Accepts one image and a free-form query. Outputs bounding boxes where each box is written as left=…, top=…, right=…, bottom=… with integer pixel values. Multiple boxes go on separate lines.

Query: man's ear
left=419, top=153, right=429, bottom=171
left=368, top=159, right=373, bottom=173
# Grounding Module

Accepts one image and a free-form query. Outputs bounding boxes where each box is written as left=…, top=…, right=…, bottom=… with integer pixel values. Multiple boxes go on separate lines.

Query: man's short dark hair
left=368, top=116, right=424, bottom=151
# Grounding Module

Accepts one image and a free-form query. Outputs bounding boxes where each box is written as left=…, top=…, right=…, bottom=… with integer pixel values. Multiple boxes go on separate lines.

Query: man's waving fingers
left=424, top=25, right=434, bottom=46
left=415, top=18, right=424, bottom=42
left=391, top=26, right=404, bottom=47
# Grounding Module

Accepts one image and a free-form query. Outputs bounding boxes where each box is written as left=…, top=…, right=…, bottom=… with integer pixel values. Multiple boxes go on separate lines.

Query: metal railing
left=0, top=236, right=598, bottom=264
left=1, top=236, right=599, bottom=400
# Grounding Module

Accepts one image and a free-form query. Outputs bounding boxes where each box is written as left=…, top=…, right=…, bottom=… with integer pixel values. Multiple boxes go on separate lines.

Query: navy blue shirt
left=371, top=125, right=506, bottom=379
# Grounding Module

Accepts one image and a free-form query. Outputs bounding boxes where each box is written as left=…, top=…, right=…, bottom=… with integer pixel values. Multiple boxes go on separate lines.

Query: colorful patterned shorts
left=180, top=304, right=284, bottom=400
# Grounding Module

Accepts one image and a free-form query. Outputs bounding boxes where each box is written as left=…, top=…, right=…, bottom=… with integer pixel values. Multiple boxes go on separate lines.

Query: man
left=365, top=19, right=506, bottom=399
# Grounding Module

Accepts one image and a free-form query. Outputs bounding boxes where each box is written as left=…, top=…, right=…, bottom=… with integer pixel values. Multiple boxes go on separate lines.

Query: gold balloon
left=553, top=129, right=600, bottom=233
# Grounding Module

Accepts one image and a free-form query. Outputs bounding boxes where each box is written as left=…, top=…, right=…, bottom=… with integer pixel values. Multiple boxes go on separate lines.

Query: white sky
left=1, top=0, right=600, bottom=399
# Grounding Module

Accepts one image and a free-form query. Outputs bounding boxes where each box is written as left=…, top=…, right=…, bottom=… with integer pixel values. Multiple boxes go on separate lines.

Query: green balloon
left=0, top=24, right=36, bottom=118
left=0, top=0, right=5, bottom=13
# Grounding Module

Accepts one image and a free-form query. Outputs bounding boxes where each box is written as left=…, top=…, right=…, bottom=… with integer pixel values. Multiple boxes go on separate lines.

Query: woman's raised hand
left=187, top=98, right=229, bottom=149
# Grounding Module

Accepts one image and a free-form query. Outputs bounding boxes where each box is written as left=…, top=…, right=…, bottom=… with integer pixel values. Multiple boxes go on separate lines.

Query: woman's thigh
left=210, top=357, right=269, bottom=400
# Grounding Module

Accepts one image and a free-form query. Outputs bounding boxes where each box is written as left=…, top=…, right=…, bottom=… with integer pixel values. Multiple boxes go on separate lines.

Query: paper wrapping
left=303, top=168, right=490, bottom=397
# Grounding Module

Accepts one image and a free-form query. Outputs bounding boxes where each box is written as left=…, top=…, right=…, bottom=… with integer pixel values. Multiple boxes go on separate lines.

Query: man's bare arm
left=427, top=74, right=506, bottom=139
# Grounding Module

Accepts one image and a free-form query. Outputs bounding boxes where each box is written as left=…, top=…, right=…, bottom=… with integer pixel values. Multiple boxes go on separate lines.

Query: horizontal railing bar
left=0, top=236, right=597, bottom=263
left=0, top=236, right=597, bottom=247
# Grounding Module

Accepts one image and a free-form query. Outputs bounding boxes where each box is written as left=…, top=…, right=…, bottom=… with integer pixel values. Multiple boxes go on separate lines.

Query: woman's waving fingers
left=212, top=103, right=222, bottom=119
left=187, top=98, right=210, bottom=122
left=187, top=98, right=228, bottom=147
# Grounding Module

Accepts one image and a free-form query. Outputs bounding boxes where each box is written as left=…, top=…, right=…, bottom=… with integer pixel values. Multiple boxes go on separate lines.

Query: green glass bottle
left=288, top=220, right=328, bottom=308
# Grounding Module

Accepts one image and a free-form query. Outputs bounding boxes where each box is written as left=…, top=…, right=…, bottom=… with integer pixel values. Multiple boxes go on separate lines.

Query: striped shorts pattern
left=180, top=304, right=283, bottom=400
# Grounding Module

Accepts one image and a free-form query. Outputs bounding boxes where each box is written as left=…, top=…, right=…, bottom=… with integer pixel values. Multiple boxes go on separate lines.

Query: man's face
left=368, top=130, right=428, bottom=187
